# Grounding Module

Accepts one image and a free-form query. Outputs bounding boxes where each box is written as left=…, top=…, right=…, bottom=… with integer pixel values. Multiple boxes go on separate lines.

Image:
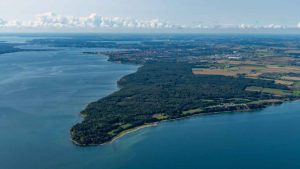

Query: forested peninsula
left=67, top=35, right=300, bottom=146
left=71, top=61, right=299, bottom=145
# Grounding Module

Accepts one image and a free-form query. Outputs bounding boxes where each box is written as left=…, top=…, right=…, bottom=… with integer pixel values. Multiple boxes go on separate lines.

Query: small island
left=69, top=35, right=300, bottom=146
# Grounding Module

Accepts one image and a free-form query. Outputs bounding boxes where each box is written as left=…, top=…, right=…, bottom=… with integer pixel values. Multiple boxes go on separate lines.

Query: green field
left=182, top=108, right=203, bottom=115
left=246, top=86, right=292, bottom=96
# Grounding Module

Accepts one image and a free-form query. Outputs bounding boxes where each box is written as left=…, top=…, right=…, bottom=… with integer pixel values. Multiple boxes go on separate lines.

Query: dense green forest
left=71, top=62, right=294, bottom=145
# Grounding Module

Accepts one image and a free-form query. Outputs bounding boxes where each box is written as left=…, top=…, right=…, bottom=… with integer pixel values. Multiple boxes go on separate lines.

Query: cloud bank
left=0, top=12, right=182, bottom=30
left=0, top=12, right=297, bottom=31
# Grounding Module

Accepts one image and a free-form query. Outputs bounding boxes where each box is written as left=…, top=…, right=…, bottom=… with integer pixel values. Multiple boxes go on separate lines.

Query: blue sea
left=1, top=35, right=300, bottom=169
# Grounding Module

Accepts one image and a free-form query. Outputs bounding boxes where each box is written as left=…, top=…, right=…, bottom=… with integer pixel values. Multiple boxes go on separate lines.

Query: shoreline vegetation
left=71, top=99, right=287, bottom=146
left=71, top=122, right=159, bottom=146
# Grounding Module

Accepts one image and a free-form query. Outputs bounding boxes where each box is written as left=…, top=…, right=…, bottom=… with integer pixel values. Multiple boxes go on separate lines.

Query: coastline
left=108, top=123, right=159, bottom=144
left=71, top=122, right=159, bottom=146
left=71, top=98, right=293, bottom=147
left=71, top=53, right=142, bottom=146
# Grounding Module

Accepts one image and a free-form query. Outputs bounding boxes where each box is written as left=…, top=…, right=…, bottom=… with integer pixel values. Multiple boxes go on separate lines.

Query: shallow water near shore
left=1, top=35, right=300, bottom=169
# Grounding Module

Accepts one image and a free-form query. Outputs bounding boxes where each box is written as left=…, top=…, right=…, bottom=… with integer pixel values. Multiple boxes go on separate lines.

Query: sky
left=0, top=0, right=300, bottom=32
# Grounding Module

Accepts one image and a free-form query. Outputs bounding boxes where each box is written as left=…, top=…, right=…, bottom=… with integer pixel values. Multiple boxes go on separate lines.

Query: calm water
left=1, top=36, right=300, bottom=169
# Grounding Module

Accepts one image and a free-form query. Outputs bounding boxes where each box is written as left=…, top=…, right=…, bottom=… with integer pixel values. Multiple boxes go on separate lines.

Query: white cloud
left=297, top=22, right=300, bottom=28
left=263, top=24, right=286, bottom=29
left=0, top=12, right=294, bottom=31
left=192, top=23, right=287, bottom=30
left=238, top=24, right=286, bottom=29
left=0, top=12, right=181, bottom=29
left=239, top=24, right=258, bottom=29
left=0, top=18, right=7, bottom=27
